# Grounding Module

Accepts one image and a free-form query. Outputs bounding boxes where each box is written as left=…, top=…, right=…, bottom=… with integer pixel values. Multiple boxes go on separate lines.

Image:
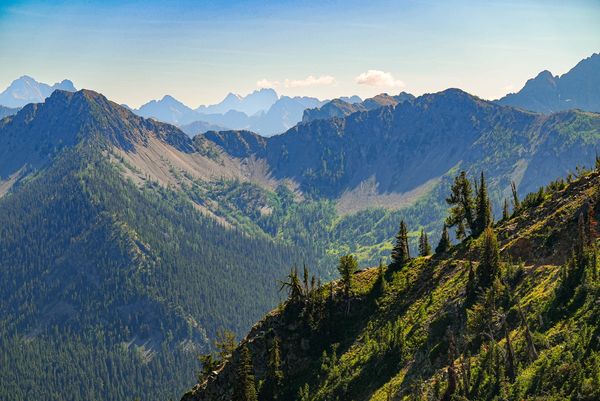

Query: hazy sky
left=0, top=0, right=598, bottom=108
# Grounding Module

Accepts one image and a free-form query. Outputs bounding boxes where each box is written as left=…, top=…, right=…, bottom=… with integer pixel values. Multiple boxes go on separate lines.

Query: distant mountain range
left=204, top=88, right=600, bottom=201
left=497, top=53, right=600, bottom=113
left=135, top=90, right=326, bottom=137
left=196, top=88, right=278, bottom=116
left=0, top=76, right=76, bottom=108
left=302, top=92, right=414, bottom=123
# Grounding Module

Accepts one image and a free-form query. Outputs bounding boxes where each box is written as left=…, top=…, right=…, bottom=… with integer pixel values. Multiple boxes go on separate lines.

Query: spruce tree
left=474, top=172, right=492, bottom=236
left=476, top=227, right=500, bottom=289
left=465, top=260, right=477, bottom=307
left=234, top=345, right=258, bottom=401
left=435, top=225, right=452, bottom=255
left=511, top=181, right=520, bottom=212
left=391, top=220, right=410, bottom=269
left=502, top=198, right=510, bottom=221
left=338, top=254, right=358, bottom=298
left=262, top=337, right=284, bottom=400
left=446, top=171, right=475, bottom=238
left=419, top=229, right=431, bottom=257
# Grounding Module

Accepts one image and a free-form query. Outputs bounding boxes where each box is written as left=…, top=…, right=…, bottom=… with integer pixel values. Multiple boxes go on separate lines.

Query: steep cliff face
left=183, top=169, right=600, bottom=401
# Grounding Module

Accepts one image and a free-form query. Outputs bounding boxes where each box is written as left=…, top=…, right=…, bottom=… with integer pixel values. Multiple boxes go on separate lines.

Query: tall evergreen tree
left=474, top=172, right=492, bottom=236
left=476, top=227, right=500, bottom=289
left=465, top=260, right=477, bottom=307
left=419, top=229, right=431, bottom=257
left=446, top=171, right=475, bottom=238
left=511, top=181, right=520, bottom=212
left=338, top=255, right=358, bottom=298
left=391, top=221, right=410, bottom=269
left=502, top=198, right=510, bottom=221
left=262, top=337, right=284, bottom=400
left=435, top=225, right=452, bottom=255
left=234, top=345, right=258, bottom=401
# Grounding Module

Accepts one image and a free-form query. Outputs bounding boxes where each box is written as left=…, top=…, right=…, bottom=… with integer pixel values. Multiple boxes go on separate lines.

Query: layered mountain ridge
left=497, top=53, right=600, bottom=113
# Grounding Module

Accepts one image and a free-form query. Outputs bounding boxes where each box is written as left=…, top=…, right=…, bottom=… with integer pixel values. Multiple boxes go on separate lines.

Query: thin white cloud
left=355, top=70, right=405, bottom=88
left=284, top=75, right=336, bottom=88
left=256, top=78, right=280, bottom=89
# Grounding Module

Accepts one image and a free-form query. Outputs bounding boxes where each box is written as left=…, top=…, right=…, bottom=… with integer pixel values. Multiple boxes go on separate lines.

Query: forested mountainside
left=183, top=164, right=600, bottom=401
left=0, top=90, right=317, bottom=401
left=497, top=53, right=600, bottom=113
left=204, top=88, right=600, bottom=199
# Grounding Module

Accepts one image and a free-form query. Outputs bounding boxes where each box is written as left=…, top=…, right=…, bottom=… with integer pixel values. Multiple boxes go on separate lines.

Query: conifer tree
left=476, top=227, right=500, bottom=289
left=502, top=198, right=510, bottom=221
left=446, top=171, right=475, bottom=238
left=280, top=267, right=303, bottom=303
left=474, top=172, right=492, bottom=236
left=338, top=254, right=358, bottom=298
left=262, top=337, right=284, bottom=400
left=234, top=345, right=258, bottom=401
left=391, top=220, right=410, bottom=269
left=435, top=225, right=452, bottom=255
left=419, top=229, right=431, bottom=257
left=465, top=260, right=477, bottom=307
left=511, top=181, right=520, bottom=212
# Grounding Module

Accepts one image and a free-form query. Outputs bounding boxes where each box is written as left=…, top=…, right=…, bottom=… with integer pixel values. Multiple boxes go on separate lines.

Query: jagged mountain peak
left=0, top=75, right=77, bottom=108
left=496, top=52, right=600, bottom=113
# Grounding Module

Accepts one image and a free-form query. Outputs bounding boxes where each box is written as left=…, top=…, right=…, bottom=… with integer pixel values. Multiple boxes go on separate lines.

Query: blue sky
left=0, top=0, right=598, bottom=108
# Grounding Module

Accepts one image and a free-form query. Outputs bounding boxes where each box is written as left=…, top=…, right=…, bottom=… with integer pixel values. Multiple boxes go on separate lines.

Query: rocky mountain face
left=207, top=88, right=600, bottom=201
left=497, top=53, right=600, bottom=113
left=183, top=167, right=600, bottom=401
left=134, top=94, right=201, bottom=125
left=0, top=76, right=76, bottom=108
left=197, top=88, right=279, bottom=116
left=302, top=92, right=414, bottom=123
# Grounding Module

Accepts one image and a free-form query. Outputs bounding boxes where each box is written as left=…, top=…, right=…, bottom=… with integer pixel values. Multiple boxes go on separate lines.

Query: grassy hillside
left=184, top=167, right=600, bottom=401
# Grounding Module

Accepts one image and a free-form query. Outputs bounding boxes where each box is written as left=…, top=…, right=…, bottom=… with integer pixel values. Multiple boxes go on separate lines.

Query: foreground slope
left=0, top=90, right=312, bottom=401
left=184, top=167, right=600, bottom=401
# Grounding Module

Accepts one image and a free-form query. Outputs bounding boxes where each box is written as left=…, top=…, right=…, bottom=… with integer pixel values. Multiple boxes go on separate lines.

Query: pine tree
left=465, top=260, right=477, bottom=307
left=419, top=229, right=431, bottom=257
left=279, top=267, right=303, bottom=303
left=262, top=337, right=284, bottom=400
left=511, top=181, right=520, bottom=212
left=391, top=220, right=410, bottom=269
left=446, top=171, right=475, bottom=237
left=502, top=198, right=510, bottom=221
left=476, top=227, right=500, bottom=289
left=435, top=225, right=452, bottom=255
left=234, top=345, right=258, bottom=401
left=474, top=172, right=492, bottom=236
left=338, top=254, right=358, bottom=298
